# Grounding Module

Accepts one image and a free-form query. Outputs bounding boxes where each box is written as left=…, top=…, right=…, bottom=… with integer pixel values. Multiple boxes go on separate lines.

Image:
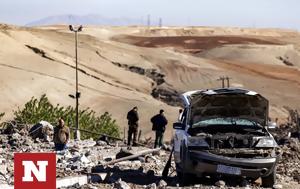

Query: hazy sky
left=0, top=0, right=299, bottom=29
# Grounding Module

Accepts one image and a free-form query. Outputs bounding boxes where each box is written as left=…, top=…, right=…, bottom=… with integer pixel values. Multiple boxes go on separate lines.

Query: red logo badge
left=14, top=153, right=56, bottom=189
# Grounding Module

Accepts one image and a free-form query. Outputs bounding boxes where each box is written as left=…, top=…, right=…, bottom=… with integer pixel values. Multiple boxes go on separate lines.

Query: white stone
left=131, top=160, right=142, bottom=168
left=116, top=161, right=132, bottom=166
left=273, top=184, right=283, bottom=189
left=158, top=179, right=167, bottom=188
left=0, top=164, right=7, bottom=175
left=79, top=155, right=90, bottom=164
left=114, top=178, right=131, bottom=189
left=215, top=180, right=226, bottom=187
left=56, top=175, right=88, bottom=188
left=96, top=140, right=107, bottom=146
left=0, top=184, right=13, bottom=189
left=146, top=183, right=157, bottom=189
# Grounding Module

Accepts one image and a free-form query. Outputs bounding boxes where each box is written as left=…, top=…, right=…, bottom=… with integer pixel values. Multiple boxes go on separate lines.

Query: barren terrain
left=1, top=24, right=300, bottom=140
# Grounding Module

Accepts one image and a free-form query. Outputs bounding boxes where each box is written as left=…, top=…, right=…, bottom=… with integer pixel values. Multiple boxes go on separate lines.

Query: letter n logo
left=14, top=153, right=56, bottom=189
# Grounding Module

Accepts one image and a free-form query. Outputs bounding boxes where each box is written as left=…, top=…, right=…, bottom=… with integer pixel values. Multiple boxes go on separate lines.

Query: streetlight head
left=69, top=25, right=74, bottom=31
left=78, top=25, right=83, bottom=32
left=68, top=94, right=75, bottom=99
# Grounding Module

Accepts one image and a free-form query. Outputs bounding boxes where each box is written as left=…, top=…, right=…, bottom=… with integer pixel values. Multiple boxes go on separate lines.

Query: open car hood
left=182, top=88, right=269, bottom=126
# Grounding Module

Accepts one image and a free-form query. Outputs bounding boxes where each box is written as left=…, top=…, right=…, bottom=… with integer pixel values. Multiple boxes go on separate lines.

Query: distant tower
left=141, top=16, right=144, bottom=26
left=147, top=14, right=151, bottom=27
left=159, top=17, right=162, bottom=27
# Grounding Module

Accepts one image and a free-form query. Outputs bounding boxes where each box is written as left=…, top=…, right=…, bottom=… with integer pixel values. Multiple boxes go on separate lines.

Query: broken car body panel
left=183, top=88, right=268, bottom=126
left=174, top=88, right=278, bottom=182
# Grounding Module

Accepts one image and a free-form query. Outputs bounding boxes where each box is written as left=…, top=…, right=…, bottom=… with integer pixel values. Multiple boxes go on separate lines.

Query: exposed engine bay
left=174, top=88, right=279, bottom=187
left=187, top=129, right=278, bottom=158
left=198, top=132, right=264, bottom=149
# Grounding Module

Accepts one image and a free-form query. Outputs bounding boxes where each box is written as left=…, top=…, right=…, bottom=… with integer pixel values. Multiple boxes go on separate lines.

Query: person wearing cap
left=127, top=106, right=139, bottom=146
left=151, top=109, right=168, bottom=148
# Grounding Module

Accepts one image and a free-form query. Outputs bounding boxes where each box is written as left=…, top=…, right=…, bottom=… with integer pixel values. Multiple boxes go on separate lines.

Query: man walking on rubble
left=127, top=106, right=139, bottom=147
left=151, top=109, right=168, bottom=148
left=53, top=118, right=70, bottom=151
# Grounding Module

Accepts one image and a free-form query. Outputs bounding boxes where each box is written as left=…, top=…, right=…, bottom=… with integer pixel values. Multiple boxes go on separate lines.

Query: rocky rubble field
left=1, top=123, right=300, bottom=189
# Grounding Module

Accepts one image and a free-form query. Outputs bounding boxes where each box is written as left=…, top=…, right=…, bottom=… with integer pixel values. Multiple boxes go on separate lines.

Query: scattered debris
left=1, top=121, right=300, bottom=188
left=29, top=120, right=53, bottom=140
left=103, top=148, right=160, bottom=166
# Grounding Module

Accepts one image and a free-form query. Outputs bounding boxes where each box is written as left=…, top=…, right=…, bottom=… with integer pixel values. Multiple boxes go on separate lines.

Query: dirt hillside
left=1, top=24, right=300, bottom=139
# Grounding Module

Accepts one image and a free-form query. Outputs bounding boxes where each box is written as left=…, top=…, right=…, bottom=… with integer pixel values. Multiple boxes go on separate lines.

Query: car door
left=174, top=108, right=188, bottom=163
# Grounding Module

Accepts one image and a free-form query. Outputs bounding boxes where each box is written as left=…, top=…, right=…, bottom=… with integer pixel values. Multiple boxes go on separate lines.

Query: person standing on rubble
left=151, top=109, right=168, bottom=148
left=127, top=106, right=139, bottom=147
left=53, top=118, right=70, bottom=151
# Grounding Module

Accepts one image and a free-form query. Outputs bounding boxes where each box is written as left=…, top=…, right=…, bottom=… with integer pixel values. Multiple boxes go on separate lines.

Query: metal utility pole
left=147, top=14, right=151, bottom=27
left=69, top=25, right=83, bottom=140
left=217, top=76, right=225, bottom=88
left=217, top=76, right=231, bottom=88
left=159, top=18, right=162, bottom=27
left=225, top=76, right=231, bottom=87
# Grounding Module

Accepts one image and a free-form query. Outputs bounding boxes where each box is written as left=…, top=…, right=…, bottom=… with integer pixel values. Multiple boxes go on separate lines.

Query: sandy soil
left=1, top=24, right=300, bottom=139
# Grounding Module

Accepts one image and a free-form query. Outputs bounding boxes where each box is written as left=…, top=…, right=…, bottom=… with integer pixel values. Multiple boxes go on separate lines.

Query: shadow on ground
left=91, top=165, right=256, bottom=187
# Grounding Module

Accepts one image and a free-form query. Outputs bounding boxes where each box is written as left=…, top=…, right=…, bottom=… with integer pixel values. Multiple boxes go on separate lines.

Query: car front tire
left=261, top=169, right=276, bottom=188
left=177, top=141, right=194, bottom=186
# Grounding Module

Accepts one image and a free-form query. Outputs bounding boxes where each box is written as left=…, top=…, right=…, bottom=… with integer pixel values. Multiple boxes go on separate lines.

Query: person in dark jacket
left=151, top=109, right=168, bottom=148
left=127, top=106, right=139, bottom=146
left=53, top=118, right=70, bottom=151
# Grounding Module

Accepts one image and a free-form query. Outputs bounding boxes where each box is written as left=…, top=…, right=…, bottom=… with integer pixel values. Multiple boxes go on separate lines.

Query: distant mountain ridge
left=26, top=14, right=142, bottom=26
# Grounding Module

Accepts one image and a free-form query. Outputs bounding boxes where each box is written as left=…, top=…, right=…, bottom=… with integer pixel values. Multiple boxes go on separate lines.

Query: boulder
left=114, top=178, right=131, bottom=189
left=215, top=180, right=226, bottom=187
left=146, top=183, right=157, bottom=189
left=273, top=184, right=283, bottom=189
left=157, top=179, right=167, bottom=188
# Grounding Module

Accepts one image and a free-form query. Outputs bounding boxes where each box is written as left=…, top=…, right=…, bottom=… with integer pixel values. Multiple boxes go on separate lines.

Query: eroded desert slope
left=1, top=24, right=300, bottom=139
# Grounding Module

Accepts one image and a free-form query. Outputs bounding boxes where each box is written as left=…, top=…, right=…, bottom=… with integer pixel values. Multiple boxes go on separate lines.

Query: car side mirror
left=173, top=122, right=185, bottom=130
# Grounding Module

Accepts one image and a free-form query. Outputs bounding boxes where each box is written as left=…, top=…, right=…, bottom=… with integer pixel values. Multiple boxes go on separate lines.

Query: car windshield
left=192, top=117, right=260, bottom=128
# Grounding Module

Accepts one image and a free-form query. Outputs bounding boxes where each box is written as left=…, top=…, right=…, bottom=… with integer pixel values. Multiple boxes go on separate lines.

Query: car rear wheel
left=261, top=170, right=276, bottom=188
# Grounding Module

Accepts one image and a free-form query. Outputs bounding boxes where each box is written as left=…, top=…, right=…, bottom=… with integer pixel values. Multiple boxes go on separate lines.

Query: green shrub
left=13, top=94, right=120, bottom=139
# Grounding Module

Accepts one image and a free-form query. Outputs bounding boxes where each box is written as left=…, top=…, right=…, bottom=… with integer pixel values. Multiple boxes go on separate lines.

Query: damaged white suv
left=173, top=88, right=279, bottom=187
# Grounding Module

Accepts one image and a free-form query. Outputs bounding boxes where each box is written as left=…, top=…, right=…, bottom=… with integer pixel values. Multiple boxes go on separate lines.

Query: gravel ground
left=1, top=123, right=300, bottom=189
